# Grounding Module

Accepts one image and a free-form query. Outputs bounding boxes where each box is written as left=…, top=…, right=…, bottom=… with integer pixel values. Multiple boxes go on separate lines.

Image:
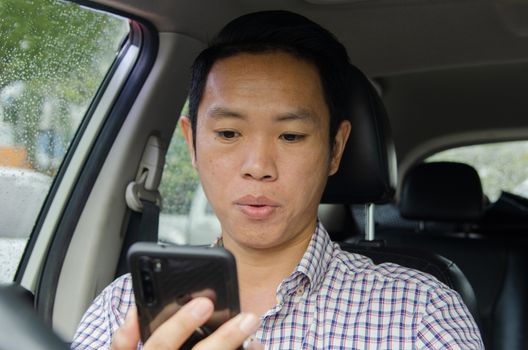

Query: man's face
left=181, top=52, right=350, bottom=250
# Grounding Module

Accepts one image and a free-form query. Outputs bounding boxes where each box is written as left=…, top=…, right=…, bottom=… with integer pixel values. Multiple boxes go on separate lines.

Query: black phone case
left=128, top=242, right=240, bottom=348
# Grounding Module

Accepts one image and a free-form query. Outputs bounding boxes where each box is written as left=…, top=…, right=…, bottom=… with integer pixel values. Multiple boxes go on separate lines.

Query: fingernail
left=190, top=298, right=212, bottom=320
left=244, top=340, right=265, bottom=350
left=239, top=313, right=260, bottom=334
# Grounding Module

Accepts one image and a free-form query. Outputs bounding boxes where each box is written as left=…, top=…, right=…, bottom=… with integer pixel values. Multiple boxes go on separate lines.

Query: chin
left=237, top=233, right=276, bottom=248
left=225, top=227, right=283, bottom=249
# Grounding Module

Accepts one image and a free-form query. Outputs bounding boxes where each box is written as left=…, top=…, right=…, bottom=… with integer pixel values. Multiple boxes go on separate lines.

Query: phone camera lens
left=139, top=259, right=157, bottom=305
left=153, top=259, right=162, bottom=273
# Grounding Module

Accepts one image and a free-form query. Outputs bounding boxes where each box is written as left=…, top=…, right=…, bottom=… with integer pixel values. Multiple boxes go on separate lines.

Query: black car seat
left=397, top=161, right=528, bottom=350
left=320, top=65, right=482, bottom=331
left=400, top=162, right=485, bottom=223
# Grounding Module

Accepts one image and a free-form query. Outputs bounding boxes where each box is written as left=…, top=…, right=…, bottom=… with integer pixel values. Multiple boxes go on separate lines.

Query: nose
left=240, top=138, right=278, bottom=181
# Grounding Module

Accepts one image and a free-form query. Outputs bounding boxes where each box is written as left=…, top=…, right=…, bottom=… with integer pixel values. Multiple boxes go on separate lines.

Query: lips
left=234, top=195, right=280, bottom=220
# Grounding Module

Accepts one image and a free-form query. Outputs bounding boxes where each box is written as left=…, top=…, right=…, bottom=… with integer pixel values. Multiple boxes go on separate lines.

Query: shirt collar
left=292, top=220, right=335, bottom=291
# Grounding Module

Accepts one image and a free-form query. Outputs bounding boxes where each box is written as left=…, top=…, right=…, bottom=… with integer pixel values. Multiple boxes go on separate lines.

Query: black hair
left=188, top=10, right=352, bottom=149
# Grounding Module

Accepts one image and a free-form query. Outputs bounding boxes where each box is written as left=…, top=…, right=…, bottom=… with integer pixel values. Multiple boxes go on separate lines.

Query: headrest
left=399, top=162, right=484, bottom=221
left=321, top=65, right=397, bottom=204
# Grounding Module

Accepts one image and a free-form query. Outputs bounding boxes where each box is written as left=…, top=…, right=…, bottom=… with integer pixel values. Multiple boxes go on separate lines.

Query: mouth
left=234, top=195, right=280, bottom=219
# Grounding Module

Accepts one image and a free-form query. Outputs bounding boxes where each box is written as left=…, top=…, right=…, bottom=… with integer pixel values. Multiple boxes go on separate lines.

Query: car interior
left=3, top=0, right=528, bottom=349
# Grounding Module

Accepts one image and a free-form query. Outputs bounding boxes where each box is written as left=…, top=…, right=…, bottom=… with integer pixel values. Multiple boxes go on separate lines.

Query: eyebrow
left=275, top=109, right=317, bottom=124
left=207, top=106, right=317, bottom=124
left=207, top=107, right=244, bottom=119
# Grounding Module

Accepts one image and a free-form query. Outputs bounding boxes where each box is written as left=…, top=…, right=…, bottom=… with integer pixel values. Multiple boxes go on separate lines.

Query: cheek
left=279, top=147, right=330, bottom=197
left=286, top=138, right=330, bottom=176
left=196, top=153, right=228, bottom=184
left=195, top=142, right=239, bottom=199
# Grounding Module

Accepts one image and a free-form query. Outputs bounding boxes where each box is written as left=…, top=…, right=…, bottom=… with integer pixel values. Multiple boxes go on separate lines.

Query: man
left=72, top=10, right=483, bottom=349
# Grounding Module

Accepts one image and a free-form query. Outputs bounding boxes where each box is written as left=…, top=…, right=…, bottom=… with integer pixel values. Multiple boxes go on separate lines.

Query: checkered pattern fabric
left=71, top=222, right=483, bottom=349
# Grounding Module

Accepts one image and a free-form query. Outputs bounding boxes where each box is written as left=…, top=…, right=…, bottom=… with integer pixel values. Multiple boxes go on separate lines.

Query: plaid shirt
left=71, top=222, right=483, bottom=349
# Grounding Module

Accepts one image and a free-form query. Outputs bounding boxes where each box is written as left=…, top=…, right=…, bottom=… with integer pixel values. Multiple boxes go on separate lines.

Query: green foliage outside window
left=159, top=126, right=200, bottom=215
left=0, top=0, right=128, bottom=173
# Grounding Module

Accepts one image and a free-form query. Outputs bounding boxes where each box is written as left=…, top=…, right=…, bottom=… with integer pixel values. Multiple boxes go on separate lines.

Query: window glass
left=158, top=116, right=221, bottom=246
left=426, top=141, right=528, bottom=202
left=0, top=0, right=129, bottom=282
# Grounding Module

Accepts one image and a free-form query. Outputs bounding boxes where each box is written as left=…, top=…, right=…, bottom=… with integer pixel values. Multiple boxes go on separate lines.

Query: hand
left=110, top=297, right=262, bottom=350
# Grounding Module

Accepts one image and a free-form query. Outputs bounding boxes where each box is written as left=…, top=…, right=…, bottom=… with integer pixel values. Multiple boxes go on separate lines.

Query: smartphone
left=128, top=242, right=241, bottom=349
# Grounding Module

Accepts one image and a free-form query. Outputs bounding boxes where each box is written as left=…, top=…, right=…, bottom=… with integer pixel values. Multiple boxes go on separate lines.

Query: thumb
left=110, top=307, right=141, bottom=350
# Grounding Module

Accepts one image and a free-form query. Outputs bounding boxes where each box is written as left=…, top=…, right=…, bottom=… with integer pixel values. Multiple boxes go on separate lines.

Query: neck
left=223, top=224, right=315, bottom=315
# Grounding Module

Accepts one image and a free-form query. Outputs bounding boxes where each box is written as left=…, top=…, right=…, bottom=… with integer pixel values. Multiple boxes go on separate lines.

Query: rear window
left=426, top=141, right=528, bottom=202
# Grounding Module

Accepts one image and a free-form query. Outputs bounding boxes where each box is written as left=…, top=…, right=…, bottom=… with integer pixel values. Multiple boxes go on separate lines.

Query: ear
left=179, top=116, right=197, bottom=168
left=329, top=120, right=351, bottom=176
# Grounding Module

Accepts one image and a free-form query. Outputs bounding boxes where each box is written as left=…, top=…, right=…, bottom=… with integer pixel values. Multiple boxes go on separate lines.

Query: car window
left=0, top=0, right=129, bottom=282
left=425, top=140, right=528, bottom=202
left=158, top=122, right=221, bottom=246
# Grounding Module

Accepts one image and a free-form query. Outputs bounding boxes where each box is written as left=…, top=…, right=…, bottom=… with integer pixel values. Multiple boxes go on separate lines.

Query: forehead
left=197, top=52, right=330, bottom=126
left=207, top=51, right=322, bottom=94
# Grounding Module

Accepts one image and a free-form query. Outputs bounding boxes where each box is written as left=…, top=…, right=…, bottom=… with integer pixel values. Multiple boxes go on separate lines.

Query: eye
left=216, top=130, right=240, bottom=139
left=280, top=133, right=306, bottom=142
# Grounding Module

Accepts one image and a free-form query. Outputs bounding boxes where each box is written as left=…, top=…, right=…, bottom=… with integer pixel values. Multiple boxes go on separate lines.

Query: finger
left=110, top=307, right=141, bottom=350
left=245, top=339, right=265, bottom=350
left=143, top=297, right=214, bottom=350
left=191, top=288, right=217, bottom=303
left=193, top=313, right=260, bottom=350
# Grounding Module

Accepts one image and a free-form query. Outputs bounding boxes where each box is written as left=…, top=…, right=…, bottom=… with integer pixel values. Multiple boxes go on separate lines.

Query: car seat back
left=320, top=66, right=482, bottom=333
